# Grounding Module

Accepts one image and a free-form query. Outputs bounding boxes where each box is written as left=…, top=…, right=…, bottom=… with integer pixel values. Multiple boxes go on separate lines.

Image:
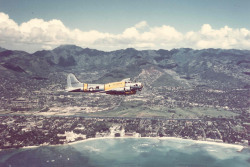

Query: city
left=0, top=115, right=248, bottom=150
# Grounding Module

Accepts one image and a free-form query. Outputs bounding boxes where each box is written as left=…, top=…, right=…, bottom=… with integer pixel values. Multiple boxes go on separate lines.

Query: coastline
left=67, top=136, right=246, bottom=151
left=1, top=136, right=247, bottom=152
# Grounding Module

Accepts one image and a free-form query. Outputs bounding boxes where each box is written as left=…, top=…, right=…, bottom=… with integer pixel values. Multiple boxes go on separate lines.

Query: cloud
left=135, top=21, right=148, bottom=29
left=0, top=12, right=250, bottom=53
left=184, top=24, right=250, bottom=49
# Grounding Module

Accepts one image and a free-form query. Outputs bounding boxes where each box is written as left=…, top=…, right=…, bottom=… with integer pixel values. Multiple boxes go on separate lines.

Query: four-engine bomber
left=66, top=74, right=143, bottom=95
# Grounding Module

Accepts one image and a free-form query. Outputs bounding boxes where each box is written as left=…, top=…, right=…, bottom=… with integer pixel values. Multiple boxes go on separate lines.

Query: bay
left=0, top=138, right=249, bottom=167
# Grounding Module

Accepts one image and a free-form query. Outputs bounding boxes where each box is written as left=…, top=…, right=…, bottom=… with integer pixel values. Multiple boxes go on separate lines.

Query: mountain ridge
left=0, top=45, right=250, bottom=89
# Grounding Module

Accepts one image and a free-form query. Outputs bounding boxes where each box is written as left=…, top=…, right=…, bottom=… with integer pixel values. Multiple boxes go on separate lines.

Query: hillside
left=0, top=45, right=249, bottom=118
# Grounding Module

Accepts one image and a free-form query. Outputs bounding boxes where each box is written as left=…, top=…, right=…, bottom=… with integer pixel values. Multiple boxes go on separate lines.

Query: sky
left=0, top=0, right=250, bottom=53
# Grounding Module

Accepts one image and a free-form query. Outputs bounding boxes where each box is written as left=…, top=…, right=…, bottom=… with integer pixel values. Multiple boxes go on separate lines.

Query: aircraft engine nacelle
left=126, top=82, right=142, bottom=88
left=124, top=86, right=131, bottom=91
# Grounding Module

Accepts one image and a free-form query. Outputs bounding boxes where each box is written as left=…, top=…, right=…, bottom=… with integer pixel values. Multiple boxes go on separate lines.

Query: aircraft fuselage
left=66, top=74, right=143, bottom=95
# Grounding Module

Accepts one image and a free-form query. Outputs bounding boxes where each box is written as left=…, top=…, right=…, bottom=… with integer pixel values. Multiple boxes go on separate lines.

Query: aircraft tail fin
left=67, top=73, right=83, bottom=89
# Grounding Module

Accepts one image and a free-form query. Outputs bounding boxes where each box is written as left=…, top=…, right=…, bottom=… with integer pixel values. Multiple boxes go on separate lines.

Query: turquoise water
left=0, top=138, right=249, bottom=167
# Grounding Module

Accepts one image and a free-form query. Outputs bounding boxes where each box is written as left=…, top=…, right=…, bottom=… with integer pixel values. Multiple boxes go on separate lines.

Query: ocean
left=0, top=138, right=249, bottom=167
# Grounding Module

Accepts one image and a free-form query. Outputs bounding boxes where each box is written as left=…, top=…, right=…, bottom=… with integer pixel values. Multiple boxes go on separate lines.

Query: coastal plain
left=0, top=46, right=249, bottom=150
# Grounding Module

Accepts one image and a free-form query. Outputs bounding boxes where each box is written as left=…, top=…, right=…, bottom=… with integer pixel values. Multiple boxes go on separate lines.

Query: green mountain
left=1, top=45, right=249, bottom=118
left=1, top=45, right=249, bottom=89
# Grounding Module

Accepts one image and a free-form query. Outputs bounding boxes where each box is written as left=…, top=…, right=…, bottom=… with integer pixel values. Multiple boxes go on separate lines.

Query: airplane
left=66, top=73, right=143, bottom=95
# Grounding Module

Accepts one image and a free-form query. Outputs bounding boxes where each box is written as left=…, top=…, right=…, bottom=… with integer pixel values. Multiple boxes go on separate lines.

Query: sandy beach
left=67, top=136, right=246, bottom=151
left=1, top=136, right=246, bottom=152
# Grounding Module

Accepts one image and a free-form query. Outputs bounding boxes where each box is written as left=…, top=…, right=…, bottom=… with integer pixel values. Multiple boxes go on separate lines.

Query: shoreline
left=67, top=136, right=246, bottom=151
left=1, top=136, right=248, bottom=152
